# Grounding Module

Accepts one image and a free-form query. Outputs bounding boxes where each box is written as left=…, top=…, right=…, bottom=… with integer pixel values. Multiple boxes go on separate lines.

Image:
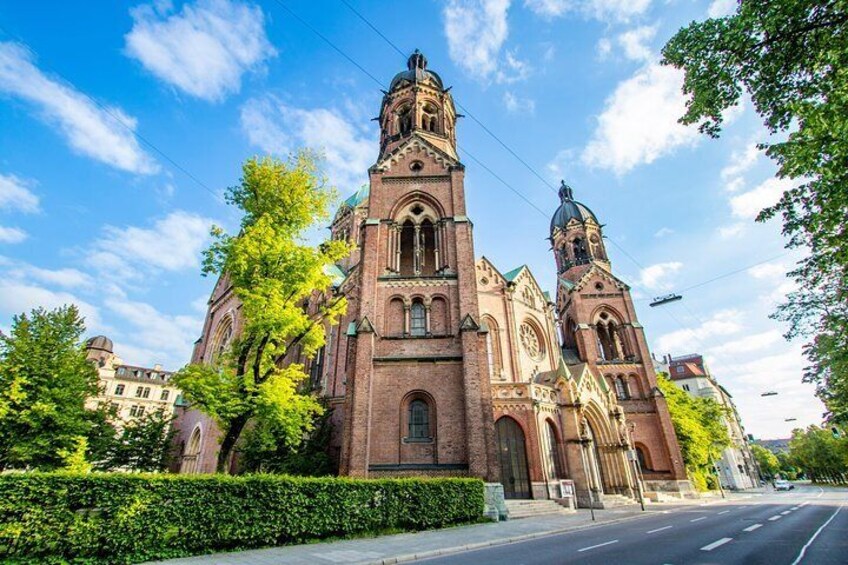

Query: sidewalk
left=148, top=501, right=708, bottom=565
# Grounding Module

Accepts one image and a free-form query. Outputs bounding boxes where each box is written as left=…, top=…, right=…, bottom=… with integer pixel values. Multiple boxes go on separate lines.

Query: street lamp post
left=709, top=448, right=726, bottom=499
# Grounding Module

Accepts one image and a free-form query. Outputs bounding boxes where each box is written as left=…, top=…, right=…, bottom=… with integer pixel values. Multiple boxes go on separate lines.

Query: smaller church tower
left=551, top=182, right=690, bottom=494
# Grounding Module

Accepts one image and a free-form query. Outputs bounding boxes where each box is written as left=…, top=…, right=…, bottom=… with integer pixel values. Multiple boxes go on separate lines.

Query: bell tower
left=339, top=51, right=498, bottom=482
left=551, top=182, right=690, bottom=492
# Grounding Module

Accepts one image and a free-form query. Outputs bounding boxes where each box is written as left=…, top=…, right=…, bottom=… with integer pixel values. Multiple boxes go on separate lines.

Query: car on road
left=774, top=479, right=794, bottom=491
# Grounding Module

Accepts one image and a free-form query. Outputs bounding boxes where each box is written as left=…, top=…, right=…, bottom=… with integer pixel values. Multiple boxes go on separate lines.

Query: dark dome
left=550, top=181, right=598, bottom=233
left=85, top=335, right=113, bottom=353
left=389, top=49, right=444, bottom=91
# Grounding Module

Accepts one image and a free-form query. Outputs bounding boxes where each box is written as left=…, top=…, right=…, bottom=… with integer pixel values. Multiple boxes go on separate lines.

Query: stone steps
left=504, top=499, right=574, bottom=519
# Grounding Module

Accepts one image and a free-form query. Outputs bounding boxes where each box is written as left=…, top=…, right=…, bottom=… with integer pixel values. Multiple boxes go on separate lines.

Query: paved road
left=419, top=485, right=848, bottom=565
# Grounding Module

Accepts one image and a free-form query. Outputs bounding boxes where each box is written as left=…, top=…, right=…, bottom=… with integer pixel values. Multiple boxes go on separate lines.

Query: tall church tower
left=338, top=51, right=499, bottom=480
left=551, top=182, right=690, bottom=491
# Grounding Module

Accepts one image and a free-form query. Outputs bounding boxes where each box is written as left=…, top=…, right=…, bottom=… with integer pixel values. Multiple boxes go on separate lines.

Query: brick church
left=174, top=51, right=691, bottom=505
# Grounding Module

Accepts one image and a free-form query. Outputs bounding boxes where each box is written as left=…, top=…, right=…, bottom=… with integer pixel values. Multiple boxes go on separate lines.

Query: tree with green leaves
left=657, top=374, right=731, bottom=490
left=173, top=152, right=352, bottom=473
left=751, top=444, right=780, bottom=480
left=0, top=305, right=115, bottom=471
left=100, top=408, right=176, bottom=472
left=662, top=2, right=848, bottom=425
left=240, top=407, right=335, bottom=476
left=788, top=425, right=848, bottom=484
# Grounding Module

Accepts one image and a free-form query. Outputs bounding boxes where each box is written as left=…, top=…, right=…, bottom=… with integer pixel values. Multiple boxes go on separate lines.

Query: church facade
left=173, top=52, right=690, bottom=505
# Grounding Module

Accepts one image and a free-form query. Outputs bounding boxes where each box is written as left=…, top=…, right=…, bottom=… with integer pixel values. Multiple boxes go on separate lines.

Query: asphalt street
left=419, top=485, right=848, bottom=565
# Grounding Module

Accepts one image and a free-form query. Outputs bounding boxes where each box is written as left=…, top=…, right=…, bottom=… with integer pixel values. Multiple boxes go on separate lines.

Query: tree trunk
left=216, top=414, right=250, bottom=474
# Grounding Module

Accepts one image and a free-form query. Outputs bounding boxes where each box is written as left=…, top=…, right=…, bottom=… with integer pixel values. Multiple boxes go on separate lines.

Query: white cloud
left=0, top=226, right=26, bottom=244
left=748, top=260, right=795, bottom=306
left=748, top=262, right=787, bottom=281
left=0, top=281, right=101, bottom=330
left=654, top=227, right=673, bottom=238
left=729, top=177, right=793, bottom=220
left=240, top=96, right=375, bottom=190
left=717, top=222, right=747, bottom=239
left=443, top=0, right=511, bottom=82
left=125, top=0, right=276, bottom=102
left=0, top=42, right=158, bottom=174
left=503, top=91, right=535, bottom=114
left=87, top=210, right=213, bottom=279
left=720, top=138, right=761, bottom=193
left=708, top=329, right=782, bottom=356
left=707, top=0, right=737, bottom=18
left=617, top=25, right=657, bottom=62
left=26, top=267, right=93, bottom=289
left=582, top=64, right=699, bottom=175
left=655, top=309, right=744, bottom=353
left=638, top=261, right=683, bottom=291
left=105, top=297, right=202, bottom=369
left=525, top=0, right=652, bottom=22
left=0, top=174, right=39, bottom=213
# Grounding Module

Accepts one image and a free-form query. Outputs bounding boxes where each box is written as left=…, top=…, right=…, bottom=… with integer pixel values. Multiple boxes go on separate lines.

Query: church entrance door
left=496, top=417, right=531, bottom=499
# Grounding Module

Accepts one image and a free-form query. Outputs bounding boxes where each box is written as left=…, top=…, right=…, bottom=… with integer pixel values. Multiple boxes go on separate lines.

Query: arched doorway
left=584, top=421, right=606, bottom=494
left=180, top=425, right=202, bottom=474
left=496, top=417, right=531, bottom=499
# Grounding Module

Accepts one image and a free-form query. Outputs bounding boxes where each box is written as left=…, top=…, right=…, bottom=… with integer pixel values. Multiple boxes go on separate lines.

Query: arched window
left=628, top=374, right=642, bottom=398
left=408, top=399, right=430, bottom=439
left=422, top=103, right=439, bottom=133
left=572, top=238, right=589, bottom=263
left=590, top=234, right=606, bottom=260
left=615, top=376, right=630, bottom=400
left=400, top=220, right=416, bottom=275
left=419, top=220, right=436, bottom=275
left=596, top=312, right=624, bottom=361
left=213, top=318, right=233, bottom=362
left=397, top=104, right=413, bottom=135
left=483, top=316, right=503, bottom=379
left=635, top=445, right=651, bottom=471
left=410, top=300, right=426, bottom=337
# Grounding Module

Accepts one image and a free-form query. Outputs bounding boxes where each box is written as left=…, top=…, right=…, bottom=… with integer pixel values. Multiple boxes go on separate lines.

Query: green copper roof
left=503, top=265, right=527, bottom=282
left=344, top=184, right=370, bottom=208
left=324, top=264, right=346, bottom=287
left=543, top=291, right=552, bottom=302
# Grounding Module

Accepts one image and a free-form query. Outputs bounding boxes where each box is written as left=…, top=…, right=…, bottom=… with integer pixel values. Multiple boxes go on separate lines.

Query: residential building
left=666, top=353, right=757, bottom=489
left=85, top=335, right=179, bottom=426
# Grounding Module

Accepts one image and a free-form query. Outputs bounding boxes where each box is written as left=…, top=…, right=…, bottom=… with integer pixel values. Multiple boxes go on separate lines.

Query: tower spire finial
left=559, top=180, right=574, bottom=201
left=407, top=49, right=427, bottom=70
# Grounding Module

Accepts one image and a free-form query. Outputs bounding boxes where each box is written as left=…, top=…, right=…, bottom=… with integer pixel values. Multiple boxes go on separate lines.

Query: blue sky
left=0, top=0, right=820, bottom=439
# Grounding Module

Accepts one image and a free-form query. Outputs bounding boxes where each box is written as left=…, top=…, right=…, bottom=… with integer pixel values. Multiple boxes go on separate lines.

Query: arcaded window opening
left=410, top=300, right=426, bottom=337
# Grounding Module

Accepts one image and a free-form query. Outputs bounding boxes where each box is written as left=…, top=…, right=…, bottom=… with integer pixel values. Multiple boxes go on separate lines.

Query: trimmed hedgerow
left=0, top=473, right=484, bottom=564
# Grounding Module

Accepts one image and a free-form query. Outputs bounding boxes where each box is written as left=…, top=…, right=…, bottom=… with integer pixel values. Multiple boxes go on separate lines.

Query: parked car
left=775, top=479, right=794, bottom=491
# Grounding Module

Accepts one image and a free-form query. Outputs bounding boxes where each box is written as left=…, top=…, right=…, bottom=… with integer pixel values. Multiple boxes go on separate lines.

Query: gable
left=374, top=135, right=459, bottom=173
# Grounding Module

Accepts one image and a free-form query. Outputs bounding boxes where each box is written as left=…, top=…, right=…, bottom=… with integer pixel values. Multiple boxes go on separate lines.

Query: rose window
left=519, top=323, right=544, bottom=361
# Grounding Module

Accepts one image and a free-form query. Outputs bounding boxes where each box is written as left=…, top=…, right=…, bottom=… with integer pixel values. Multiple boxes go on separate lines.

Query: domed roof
left=550, top=181, right=598, bottom=233
left=389, top=49, right=444, bottom=91
left=85, top=335, right=113, bottom=353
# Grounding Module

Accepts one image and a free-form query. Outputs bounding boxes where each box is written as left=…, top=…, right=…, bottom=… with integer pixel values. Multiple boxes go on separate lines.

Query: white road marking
left=647, top=526, right=673, bottom=534
left=791, top=506, right=800, bottom=510
left=800, top=501, right=809, bottom=507
left=790, top=505, right=844, bottom=565
left=701, top=538, right=733, bottom=551
left=718, top=510, right=730, bottom=515
left=577, top=540, right=619, bottom=552
left=690, top=516, right=707, bottom=522
left=781, top=510, right=792, bottom=515
left=769, top=515, right=782, bottom=521
left=743, top=524, right=763, bottom=532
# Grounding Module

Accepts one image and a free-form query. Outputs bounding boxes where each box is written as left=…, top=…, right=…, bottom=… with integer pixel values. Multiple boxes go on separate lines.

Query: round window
left=519, top=322, right=545, bottom=361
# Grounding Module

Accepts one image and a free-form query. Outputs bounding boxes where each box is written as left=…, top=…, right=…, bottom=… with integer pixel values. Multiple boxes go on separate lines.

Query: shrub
left=0, top=472, right=484, bottom=564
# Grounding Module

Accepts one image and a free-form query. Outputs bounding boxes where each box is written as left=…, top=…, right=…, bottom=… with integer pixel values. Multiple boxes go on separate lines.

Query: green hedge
left=0, top=473, right=485, bottom=564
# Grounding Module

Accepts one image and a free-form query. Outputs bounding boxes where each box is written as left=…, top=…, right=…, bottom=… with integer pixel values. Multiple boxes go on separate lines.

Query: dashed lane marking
left=647, top=526, right=673, bottom=534
left=743, top=524, right=763, bottom=532
left=690, top=517, right=707, bottom=522
left=701, top=538, right=733, bottom=551
left=781, top=511, right=792, bottom=515
left=718, top=510, right=730, bottom=515
left=577, top=540, right=619, bottom=552
left=769, top=515, right=782, bottom=521
left=791, top=506, right=800, bottom=510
